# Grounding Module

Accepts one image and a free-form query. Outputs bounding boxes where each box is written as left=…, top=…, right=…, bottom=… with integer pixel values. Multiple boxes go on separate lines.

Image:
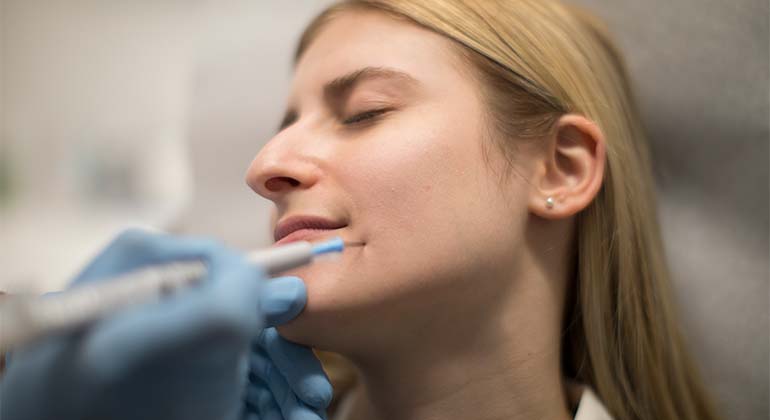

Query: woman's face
left=246, top=10, right=537, bottom=351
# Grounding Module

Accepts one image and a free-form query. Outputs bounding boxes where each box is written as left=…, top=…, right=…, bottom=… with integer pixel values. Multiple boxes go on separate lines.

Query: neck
left=343, top=268, right=572, bottom=420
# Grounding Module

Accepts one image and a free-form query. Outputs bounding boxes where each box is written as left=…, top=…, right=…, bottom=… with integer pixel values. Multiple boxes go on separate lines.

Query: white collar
left=573, top=387, right=614, bottom=420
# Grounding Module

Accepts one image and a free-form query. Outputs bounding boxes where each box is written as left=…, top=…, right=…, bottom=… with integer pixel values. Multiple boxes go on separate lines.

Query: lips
left=273, top=215, right=347, bottom=245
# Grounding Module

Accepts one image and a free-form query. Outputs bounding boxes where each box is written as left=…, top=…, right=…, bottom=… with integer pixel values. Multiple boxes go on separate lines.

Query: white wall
left=0, top=0, right=332, bottom=292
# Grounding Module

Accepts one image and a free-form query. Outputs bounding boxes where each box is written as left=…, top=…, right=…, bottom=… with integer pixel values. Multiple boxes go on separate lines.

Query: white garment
left=574, top=387, right=614, bottom=420
left=332, top=384, right=614, bottom=420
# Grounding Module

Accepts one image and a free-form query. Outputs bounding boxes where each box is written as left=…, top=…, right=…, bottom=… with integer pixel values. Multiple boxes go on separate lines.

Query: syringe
left=0, top=237, right=346, bottom=352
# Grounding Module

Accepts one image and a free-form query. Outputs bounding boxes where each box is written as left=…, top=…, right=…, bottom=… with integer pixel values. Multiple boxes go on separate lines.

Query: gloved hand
left=0, top=229, right=332, bottom=420
left=244, top=327, right=332, bottom=420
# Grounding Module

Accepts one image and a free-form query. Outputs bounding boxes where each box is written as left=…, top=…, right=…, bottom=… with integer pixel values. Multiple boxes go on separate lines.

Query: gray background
left=1, top=1, right=767, bottom=418
left=573, top=1, right=769, bottom=418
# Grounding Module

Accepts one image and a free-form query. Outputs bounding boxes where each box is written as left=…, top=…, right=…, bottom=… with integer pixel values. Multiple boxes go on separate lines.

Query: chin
left=272, top=272, right=398, bottom=354
left=271, top=245, right=425, bottom=352
left=274, top=319, right=308, bottom=344
left=271, top=259, right=359, bottom=348
left=275, top=317, right=319, bottom=346
left=274, top=299, right=356, bottom=350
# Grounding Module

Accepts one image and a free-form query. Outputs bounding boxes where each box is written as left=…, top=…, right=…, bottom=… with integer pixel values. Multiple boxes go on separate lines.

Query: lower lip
left=274, top=228, right=342, bottom=246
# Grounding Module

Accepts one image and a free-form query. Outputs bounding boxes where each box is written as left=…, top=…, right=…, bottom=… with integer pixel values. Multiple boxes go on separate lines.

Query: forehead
left=290, top=9, right=464, bottom=100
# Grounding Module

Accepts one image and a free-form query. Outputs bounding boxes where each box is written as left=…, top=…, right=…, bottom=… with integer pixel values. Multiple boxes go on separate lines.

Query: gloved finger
left=261, top=277, right=307, bottom=327
left=72, top=229, right=224, bottom=286
left=244, top=379, right=283, bottom=420
left=0, top=337, right=90, bottom=419
left=249, top=350, right=291, bottom=404
left=249, top=350, right=326, bottom=420
left=257, top=328, right=333, bottom=409
left=77, top=254, right=264, bottom=383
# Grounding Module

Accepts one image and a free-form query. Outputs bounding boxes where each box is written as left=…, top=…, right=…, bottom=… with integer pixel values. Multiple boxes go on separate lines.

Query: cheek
left=350, top=136, right=442, bottom=234
left=340, top=116, right=518, bottom=292
left=347, top=118, right=471, bottom=241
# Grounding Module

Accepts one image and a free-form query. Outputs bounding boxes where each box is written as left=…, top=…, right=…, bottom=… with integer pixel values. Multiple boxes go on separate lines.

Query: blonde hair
left=296, top=1, right=721, bottom=419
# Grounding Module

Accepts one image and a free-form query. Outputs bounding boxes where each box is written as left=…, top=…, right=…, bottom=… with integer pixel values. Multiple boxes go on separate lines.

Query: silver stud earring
left=545, top=197, right=555, bottom=209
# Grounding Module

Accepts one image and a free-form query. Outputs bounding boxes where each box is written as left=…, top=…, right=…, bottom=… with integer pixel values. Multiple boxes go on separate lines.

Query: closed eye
left=342, top=108, right=391, bottom=125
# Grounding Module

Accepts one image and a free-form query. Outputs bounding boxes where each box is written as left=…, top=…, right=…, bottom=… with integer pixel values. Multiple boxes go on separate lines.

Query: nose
left=245, top=131, right=322, bottom=202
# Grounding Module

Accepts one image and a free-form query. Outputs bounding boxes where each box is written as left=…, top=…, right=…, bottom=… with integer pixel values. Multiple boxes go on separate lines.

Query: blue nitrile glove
left=0, top=229, right=331, bottom=420
left=244, top=327, right=332, bottom=420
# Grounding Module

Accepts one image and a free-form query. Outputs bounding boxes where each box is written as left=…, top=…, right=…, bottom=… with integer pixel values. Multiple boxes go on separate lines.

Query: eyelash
left=342, top=108, right=390, bottom=125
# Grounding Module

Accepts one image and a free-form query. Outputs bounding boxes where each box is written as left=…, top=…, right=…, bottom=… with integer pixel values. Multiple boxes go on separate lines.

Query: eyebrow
left=278, top=66, right=419, bottom=132
left=323, top=66, right=418, bottom=99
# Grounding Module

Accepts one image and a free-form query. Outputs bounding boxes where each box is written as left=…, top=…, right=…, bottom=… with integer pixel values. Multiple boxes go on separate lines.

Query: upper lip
left=273, top=215, right=347, bottom=243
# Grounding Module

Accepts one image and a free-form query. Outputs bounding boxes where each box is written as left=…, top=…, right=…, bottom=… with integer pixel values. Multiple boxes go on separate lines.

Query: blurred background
left=1, top=0, right=336, bottom=291
left=1, top=0, right=767, bottom=418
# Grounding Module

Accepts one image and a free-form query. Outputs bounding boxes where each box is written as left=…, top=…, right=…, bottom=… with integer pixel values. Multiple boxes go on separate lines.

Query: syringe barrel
left=0, top=241, right=317, bottom=352
left=0, top=261, right=206, bottom=353
left=249, top=241, right=313, bottom=275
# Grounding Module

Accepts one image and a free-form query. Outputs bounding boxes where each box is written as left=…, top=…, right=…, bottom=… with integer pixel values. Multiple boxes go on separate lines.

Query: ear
left=528, top=114, right=606, bottom=219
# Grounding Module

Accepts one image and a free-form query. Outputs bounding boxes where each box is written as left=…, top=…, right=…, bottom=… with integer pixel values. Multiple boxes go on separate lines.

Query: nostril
left=265, top=176, right=301, bottom=192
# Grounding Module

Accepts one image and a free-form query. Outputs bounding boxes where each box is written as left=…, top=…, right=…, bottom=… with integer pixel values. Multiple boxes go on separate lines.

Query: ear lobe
left=529, top=114, right=606, bottom=219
